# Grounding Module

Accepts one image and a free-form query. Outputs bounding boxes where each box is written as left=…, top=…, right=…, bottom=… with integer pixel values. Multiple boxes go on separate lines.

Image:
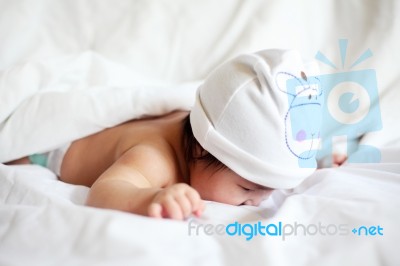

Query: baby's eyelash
left=240, top=185, right=253, bottom=192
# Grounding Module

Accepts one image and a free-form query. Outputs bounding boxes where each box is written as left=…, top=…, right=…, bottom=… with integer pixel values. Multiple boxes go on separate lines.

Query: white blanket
left=1, top=0, right=400, bottom=265
left=0, top=52, right=199, bottom=162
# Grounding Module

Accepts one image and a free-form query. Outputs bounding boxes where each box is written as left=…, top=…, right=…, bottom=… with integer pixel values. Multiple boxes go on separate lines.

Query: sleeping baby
left=7, top=49, right=329, bottom=220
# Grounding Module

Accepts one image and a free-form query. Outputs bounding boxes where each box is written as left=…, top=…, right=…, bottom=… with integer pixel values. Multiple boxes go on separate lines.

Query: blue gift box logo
left=286, top=39, right=382, bottom=167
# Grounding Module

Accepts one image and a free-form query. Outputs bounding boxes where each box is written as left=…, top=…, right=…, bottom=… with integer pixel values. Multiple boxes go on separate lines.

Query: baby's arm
left=86, top=144, right=204, bottom=220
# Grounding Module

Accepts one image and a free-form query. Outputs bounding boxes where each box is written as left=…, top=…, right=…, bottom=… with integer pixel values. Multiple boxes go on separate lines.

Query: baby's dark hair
left=182, top=114, right=225, bottom=170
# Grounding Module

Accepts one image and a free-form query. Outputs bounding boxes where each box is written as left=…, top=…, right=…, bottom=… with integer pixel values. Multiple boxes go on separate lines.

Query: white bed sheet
left=1, top=148, right=400, bottom=265
left=1, top=0, right=400, bottom=265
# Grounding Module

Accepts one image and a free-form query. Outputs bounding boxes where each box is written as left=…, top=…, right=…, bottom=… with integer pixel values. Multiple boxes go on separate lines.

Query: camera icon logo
left=315, top=39, right=382, bottom=164
left=284, top=39, right=382, bottom=167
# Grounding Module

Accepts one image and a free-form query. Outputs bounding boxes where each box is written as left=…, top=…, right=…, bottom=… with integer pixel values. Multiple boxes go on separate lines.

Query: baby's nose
left=243, top=190, right=273, bottom=206
left=243, top=196, right=264, bottom=206
left=242, top=199, right=258, bottom=206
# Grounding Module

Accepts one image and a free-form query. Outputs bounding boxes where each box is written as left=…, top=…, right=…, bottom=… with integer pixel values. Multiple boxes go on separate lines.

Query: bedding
left=1, top=0, right=400, bottom=265
left=0, top=52, right=199, bottom=162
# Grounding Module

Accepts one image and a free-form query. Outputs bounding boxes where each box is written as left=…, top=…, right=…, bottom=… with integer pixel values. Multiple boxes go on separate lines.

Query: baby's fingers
left=148, top=203, right=163, bottom=218
left=162, top=196, right=185, bottom=220
left=149, top=199, right=183, bottom=220
left=185, top=189, right=205, bottom=217
left=174, top=194, right=194, bottom=219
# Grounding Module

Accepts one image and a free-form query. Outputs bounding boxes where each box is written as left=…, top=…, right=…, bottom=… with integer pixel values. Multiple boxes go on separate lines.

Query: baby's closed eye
left=239, top=185, right=254, bottom=192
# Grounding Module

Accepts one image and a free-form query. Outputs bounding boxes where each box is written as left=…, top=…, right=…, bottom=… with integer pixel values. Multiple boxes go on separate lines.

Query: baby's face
left=190, top=162, right=273, bottom=206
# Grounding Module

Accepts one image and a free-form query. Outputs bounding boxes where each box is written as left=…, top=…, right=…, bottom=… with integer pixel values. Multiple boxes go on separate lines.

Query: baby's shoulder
left=118, top=137, right=178, bottom=186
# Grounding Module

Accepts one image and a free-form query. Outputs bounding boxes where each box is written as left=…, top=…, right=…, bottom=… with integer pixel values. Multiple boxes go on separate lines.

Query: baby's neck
left=159, top=111, right=190, bottom=183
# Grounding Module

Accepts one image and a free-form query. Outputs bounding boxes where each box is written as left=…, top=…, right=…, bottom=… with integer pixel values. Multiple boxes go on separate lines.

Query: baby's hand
left=318, top=153, right=348, bottom=168
left=148, top=183, right=205, bottom=220
left=332, top=154, right=347, bottom=167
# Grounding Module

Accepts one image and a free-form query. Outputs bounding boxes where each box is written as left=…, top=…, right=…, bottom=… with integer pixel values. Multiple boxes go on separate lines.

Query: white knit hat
left=190, top=49, right=323, bottom=189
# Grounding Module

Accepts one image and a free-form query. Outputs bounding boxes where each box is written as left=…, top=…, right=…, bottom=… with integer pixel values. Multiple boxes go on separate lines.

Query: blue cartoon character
left=276, top=71, right=324, bottom=168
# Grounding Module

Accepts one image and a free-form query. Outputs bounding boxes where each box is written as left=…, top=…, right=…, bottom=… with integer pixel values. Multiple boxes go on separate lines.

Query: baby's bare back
left=60, top=111, right=188, bottom=187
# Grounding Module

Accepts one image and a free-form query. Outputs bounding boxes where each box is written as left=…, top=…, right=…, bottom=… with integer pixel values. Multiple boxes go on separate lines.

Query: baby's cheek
left=213, top=189, right=244, bottom=206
